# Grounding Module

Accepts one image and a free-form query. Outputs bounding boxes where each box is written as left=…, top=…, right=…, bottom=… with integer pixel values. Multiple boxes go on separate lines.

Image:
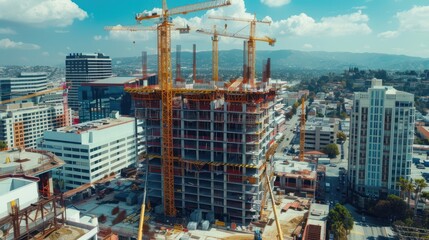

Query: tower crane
left=105, top=1, right=231, bottom=239
left=208, top=14, right=273, bottom=87
left=196, top=26, right=275, bottom=86
left=206, top=25, right=220, bottom=82
left=299, top=97, right=306, bottom=162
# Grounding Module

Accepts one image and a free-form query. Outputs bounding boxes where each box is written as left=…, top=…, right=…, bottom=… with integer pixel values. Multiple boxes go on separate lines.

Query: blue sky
left=1, top=0, right=429, bottom=65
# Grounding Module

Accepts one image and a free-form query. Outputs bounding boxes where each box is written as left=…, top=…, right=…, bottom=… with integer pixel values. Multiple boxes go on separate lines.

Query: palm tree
left=404, top=178, right=415, bottom=209
left=413, top=179, right=428, bottom=216
left=398, top=177, right=408, bottom=200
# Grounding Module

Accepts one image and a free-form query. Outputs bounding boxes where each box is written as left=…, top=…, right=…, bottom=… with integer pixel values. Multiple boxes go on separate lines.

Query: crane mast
left=212, top=25, right=219, bottom=82
left=196, top=25, right=275, bottom=86
left=157, top=16, right=176, bottom=217
left=208, top=15, right=271, bottom=87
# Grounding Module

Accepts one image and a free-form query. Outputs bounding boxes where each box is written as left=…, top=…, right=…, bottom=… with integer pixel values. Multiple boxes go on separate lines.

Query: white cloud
left=42, top=51, right=49, bottom=56
left=0, top=38, right=40, bottom=50
left=0, top=28, right=16, bottom=34
left=55, top=30, right=69, bottom=34
left=94, top=35, right=103, bottom=41
left=353, top=6, right=367, bottom=10
left=260, top=0, right=291, bottom=7
left=377, top=31, right=399, bottom=39
left=0, top=0, right=87, bottom=27
left=303, top=43, right=313, bottom=49
left=271, top=10, right=371, bottom=36
left=396, top=6, right=429, bottom=32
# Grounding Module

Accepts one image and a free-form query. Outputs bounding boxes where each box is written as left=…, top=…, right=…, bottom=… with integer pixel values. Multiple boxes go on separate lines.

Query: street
left=276, top=114, right=299, bottom=154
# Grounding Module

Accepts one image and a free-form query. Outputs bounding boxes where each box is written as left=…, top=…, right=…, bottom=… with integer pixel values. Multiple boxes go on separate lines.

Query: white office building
left=348, top=79, right=414, bottom=205
left=38, top=113, right=143, bottom=191
left=0, top=102, right=71, bottom=148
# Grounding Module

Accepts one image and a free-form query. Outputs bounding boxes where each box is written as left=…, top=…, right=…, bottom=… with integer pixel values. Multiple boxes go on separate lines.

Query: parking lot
left=410, top=153, right=429, bottom=192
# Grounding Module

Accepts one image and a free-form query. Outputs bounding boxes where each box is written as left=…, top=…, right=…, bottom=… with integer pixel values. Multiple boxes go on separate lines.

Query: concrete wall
left=0, top=178, right=38, bottom=218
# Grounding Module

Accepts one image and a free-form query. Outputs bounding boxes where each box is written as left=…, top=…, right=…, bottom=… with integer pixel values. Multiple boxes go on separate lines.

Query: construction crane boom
left=105, top=25, right=191, bottom=34
left=135, top=0, right=231, bottom=21
left=107, top=2, right=231, bottom=239
left=209, top=15, right=271, bottom=24
left=208, top=14, right=272, bottom=86
left=0, top=86, right=65, bottom=105
left=196, top=28, right=275, bottom=45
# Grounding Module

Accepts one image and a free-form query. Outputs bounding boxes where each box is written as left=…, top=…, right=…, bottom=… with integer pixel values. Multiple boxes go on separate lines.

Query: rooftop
left=0, top=176, right=37, bottom=196
left=57, top=114, right=134, bottom=134
left=0, top=149, right=64, bottom=176
left=274, top=161, right=316, bottom=179
left=305, top=117, right=338, bottom=132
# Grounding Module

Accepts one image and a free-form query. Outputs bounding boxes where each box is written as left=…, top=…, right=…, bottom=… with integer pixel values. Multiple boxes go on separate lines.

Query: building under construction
left=129, top=82, right=277, bottom=225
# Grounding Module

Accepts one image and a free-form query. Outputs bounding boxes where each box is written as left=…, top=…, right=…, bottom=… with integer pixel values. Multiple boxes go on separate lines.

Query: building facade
left=0, top=72, right=48, bottom=102
left=348, top=79, right=414, bottom=205
left=38, top=113, right=143, bottom=191
left=78, top=76, right=150, bottom=123
left=135, top=89, right=277, bottom=225
left=0, top=102, right=71, bottom=148
left=65, top=53, right=112, bottom=111
left=304, top=117, right=338, bottom=151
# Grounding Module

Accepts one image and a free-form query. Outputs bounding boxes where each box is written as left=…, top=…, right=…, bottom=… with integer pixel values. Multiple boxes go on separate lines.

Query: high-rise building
left=348, top=79, right=415, bottom=206
left=38, top=113, right=143, bottom=191
left=65, top=53, right=112, bottom=111
left=0, top=72, right=48, bottom=102
left=0, top=102, right=71, bottom=148
left=135, top=89, right=277, bottom=225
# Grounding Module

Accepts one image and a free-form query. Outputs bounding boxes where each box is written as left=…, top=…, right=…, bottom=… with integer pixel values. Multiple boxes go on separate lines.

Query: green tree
left=0, top=141, right=7, bottom=150
left=336, top=132, right=347, bottom=142
left=323, top=144, right=339, bottom=158
left=328, top=204, right=354, bottom=240
left=372, top=195, right=410, bottom=221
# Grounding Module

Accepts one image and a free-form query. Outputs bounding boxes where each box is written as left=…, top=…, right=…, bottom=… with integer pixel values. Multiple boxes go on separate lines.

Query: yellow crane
left=208, top=14, right=273, bottom=87
left=258, top=143, right=283, bottom=240
left=196, top=26, right=275, bottom=84
left=105, top=1, right=231, bottom=239
left=299, top=98, right=306, bottom=162
left=0, top=86, right=65, bottom=105
left=266, top=170, right=284, bottom=240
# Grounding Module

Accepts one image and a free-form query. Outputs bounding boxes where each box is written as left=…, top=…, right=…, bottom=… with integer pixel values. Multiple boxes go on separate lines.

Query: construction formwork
left=131, top=87, right=277, bottom=225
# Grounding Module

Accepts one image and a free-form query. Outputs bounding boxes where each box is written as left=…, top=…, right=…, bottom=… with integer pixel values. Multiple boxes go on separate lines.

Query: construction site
left=105, top=0, right=321, bottom=239
left=0, top=1, right=331, bottom=240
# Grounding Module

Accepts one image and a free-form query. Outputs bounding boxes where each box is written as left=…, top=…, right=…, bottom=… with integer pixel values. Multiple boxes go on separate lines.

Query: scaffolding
left=0, top=194, right=65, bottom=239
left=130, top=87, right=277, bottom=225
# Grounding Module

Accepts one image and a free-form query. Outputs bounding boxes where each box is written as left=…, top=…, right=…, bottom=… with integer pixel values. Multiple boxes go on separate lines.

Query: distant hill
left=112, top=49, right=429, bottom=71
